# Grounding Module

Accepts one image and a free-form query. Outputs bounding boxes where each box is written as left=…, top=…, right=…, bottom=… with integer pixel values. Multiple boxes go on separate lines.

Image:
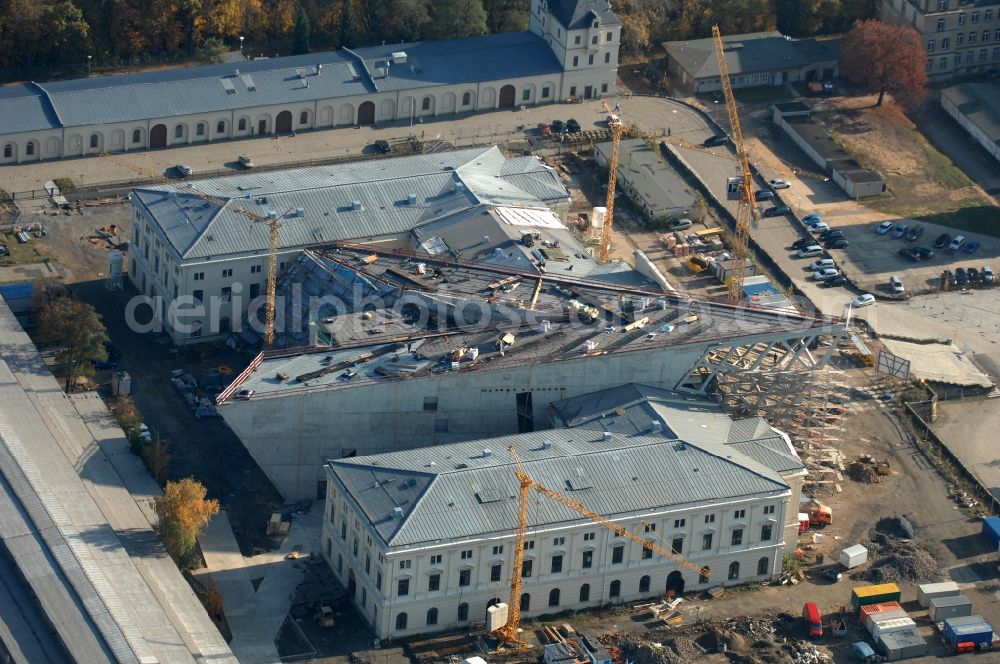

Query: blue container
left=943, top=616, right=993, bottom=647
left=982, top=517, right=1000, bottom=549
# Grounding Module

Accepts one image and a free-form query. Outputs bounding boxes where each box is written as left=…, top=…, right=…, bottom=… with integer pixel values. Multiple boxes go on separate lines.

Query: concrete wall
left=941, top=92, right=1000, bottom=163
left=321, top=467, right=790, bottom=638
left=774, top=115, right=828, bottom=171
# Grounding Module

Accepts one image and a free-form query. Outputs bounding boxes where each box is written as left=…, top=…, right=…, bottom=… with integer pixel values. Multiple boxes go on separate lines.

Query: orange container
left=860, top=601, right=903, bottom=627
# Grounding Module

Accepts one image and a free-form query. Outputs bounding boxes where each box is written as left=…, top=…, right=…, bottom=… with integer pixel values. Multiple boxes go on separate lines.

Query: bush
left=53, top=177, right=77, bottom=193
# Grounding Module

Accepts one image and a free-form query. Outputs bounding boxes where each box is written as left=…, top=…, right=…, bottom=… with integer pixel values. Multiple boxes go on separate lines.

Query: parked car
left=934, top=232, right=951, bottom=248
left=797, top=245, right=824, bottom=258
left=755, top=190, right=775, bottom=200
left=851, top=293, right=876, bottom=308
left=818, top=229, right=844, bottom=241
left=668, top=218, right=693, bottom=231
left=238, top=154, right=254, bottom=168
left=947, top=235, right=966, bottom=252
left=820, top=567, right=843, bottom=583
left=769, top=178, right=791, bottom=189
left=915, top=247, right=935, bottom=260
left=821, top=275, right=848, bottom=287
left=809, top=258, right=836, bottom=271
left=565, top=118, right=581, bottom=133
left=702, top=134, right=728, bottom=147
left=825, top=239, right=850, bottom=249
left=793, top=238, right=816, bottom=250
left=967, top=267, right=980, bottom=283
left=812, top=268, right=840, bottom=281
left=889, top=275, right=904, bottom=293
left=898, top=247, right=920, bottom=262
left=983, top=266, right=994, bottom=283
left=375, top=139, right=392, bottom=154
left=808, top=222, right=830, bottom=233
left=537, top=123, right=552, bottom=137
left=955, top=267, right=969, bottom=286
left=763, top=205, right=791, bottom=217
left=963, top=240, right=981, bottom=254
left=551, top=119, right=565, bottom=133
left=233, top=389, right=255, bottom=400
left=802, top=213, right=822, bottom=224
left=891, top=223, right=909, bottom=239
left=876, top=221, right=894, bottom=235
left=175, top=163, right=193, bottom=177
left=906, top=225, right=924, bottom=242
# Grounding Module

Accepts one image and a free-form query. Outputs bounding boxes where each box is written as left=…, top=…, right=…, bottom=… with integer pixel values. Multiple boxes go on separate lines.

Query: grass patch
left=869, top=197, right=1000, bottom=237
left=919, top=139, right=972, bottom=190
left=52, top=177, right=77, bottom=193
left=0, top=232, right=56, bottom=266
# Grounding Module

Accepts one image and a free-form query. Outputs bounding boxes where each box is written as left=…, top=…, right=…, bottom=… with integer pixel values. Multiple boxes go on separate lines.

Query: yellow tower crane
left=711, top=25, right=760, bottom=306
left=494, top=446, right=708, bottom=648
left=598, top=101, right=624, bottom=264
left=97, top=153, right=287, bottom=347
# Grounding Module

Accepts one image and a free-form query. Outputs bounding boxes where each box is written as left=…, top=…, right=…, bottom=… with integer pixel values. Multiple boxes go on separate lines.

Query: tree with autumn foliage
left=154, top=478, right=219, bottom=567
left=840, top=19, right=928, bottom=109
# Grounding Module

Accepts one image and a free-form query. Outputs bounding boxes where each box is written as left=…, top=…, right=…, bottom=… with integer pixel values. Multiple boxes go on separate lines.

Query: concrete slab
left=880, top=338, right=992, bottom=387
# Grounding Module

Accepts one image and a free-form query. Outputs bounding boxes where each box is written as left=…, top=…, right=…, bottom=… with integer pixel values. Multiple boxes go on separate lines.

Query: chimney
left=541, top=439, right=553, bottom=450
left=407, top=193, right=417, bottom=205
left=651, top=421, right=662, bottom=432
left=482, top=448, right=492, bottom=458
left=601, top=431, right=613, bottom=441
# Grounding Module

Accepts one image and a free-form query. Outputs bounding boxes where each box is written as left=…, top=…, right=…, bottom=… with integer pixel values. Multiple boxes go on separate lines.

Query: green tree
left=40, top=0, right=91, bottom=65
left=339, top=0, right=359, bottom=48
left=428, top=0, right=487, bottom=40
left=154, top=478, right=219, bottom=567
left=483, top=0, right=527, bottom=32
left=292, top=6, right=310, bottom=54
left=194, top=36, right=228, bottom=62
left=38, top=297, right=108, bottom=392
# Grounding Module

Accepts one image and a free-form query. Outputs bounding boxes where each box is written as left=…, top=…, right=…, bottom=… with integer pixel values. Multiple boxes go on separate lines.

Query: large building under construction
left=218, top=245, right=843, bottom=500
left=321, top=387, right=805, bottom=638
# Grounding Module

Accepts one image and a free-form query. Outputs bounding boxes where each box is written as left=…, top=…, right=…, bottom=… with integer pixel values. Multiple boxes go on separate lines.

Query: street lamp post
left=86, top=54, right=92, bottom=74
left=239, top=36, right=244, bottom=60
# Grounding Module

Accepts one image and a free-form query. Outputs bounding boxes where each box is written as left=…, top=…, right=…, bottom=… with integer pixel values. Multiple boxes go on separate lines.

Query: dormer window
left=593, top=20, right=599, bottom=28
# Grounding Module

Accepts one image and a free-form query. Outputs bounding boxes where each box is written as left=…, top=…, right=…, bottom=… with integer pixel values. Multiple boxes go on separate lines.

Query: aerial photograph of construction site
left=3, top=0, right=1000, bottom=662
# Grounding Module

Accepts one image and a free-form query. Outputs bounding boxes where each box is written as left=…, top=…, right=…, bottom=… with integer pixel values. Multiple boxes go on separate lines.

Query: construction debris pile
left=847, top=460, right=881, bottom=484
left=851, top=517, right=940, bottom=584
left=605, top=633, right=704, bottom=664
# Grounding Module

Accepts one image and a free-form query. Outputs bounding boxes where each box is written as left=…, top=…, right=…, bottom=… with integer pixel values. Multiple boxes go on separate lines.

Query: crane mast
left=599, top=102, right=624, bottom=264
left=711, top=25, right=759, bottom=306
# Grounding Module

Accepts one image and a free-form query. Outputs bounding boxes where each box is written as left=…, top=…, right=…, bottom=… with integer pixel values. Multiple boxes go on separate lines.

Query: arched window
left=579, top=583, right=590, bottom=602
left=90, top=134, right=99, bottom=148
left=3, top=144, right=11, bottom=158
left=196, top=122, right=205, bottom=136
left=520, top=593, right=530, bottom=611
left=609, top=580, right=621, bottom=597
left=238, top=118, right=247, bottom=131
left=548, top=588, right=560, bottom=607
left=757, top=556, right=769, bottom=575
left=175, top=125, right=184, bottom=138
left=699, top=566, right=711, bottom=584
left=422, top=96, right=432, bottom=111
left=457, top=603, right=469, bottom=621
left=639, top=575, right=651, bottom=593
left=217, top=120, right=225, bottom=134
left=462, top=92, right=471, bottom=106
left=728, top=561, right=740, bottom=580
left=395, top=612, right=407, bottom=630
left=25, top=142, right=35, bottom=156
left=132, top=129, right=141, bottom=143
left=426, top=607, right=437, bottom=625
left=300, top=110, right=309, bottom=125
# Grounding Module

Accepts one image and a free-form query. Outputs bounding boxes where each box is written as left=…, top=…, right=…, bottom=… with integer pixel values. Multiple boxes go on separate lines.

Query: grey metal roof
left=546, top=0, right=623, bottom=30
left=596, top=139, right=698, bottom=215
left=327, top=429, right=789, bottom=547
left=134, top=146, right=569, bottom=260
left=0, top=32, right=562, bottom=135
left=942, top=83, right=1000, bottom=143
left=663, top=31, right=839, bottom=80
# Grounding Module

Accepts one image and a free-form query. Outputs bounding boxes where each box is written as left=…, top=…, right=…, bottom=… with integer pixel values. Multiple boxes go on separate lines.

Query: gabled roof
left=663, top=31, right=839, bottom=79
left=546, top=0, right=622, bottom=30
left=327, top=429, right=790, bottom=548
left=133, top=146, right=568, bottom=260
left=0, top=32, right=562, bottom=136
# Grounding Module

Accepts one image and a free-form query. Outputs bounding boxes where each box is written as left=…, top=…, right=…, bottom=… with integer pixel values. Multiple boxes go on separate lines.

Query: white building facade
left=321, top=432, right=795, bottom=638
left=0, top=0, right=620, bottom=165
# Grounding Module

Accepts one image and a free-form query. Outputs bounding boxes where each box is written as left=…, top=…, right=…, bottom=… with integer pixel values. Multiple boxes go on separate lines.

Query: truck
left=805, top=498, right=832, bottom=526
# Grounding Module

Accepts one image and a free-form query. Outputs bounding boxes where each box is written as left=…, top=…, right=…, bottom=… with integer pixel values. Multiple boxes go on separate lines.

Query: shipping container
left=860, top=602, right=904, bottom=627
left=929, top=594, right=973, bottom=622
left=852, top=583, right=902, bottom=611
left=871, top=617, right=916, bottom=641
left=866, top=611, right=908, bottom=636
left=840, top=544, right=869, bottom=568
left=917, top=581, right=960, bottom=608
left=942, top=616, right=993, bottom=647
left=877, top=629, right=927, bottom=661
left=802, top=602, right=823, bottom=637
left=982, top=516, right=1000, bottom=551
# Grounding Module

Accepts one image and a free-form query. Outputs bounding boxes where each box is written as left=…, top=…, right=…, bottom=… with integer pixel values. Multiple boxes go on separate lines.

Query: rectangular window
left=221, top=286, right=231, bottom=301
left=927, top=40, right=935, bottom=52
left=222, top=268, right=233, bottom=278
left=958, top=33, right=965, bottom=45
left=583, top=532, right=595, bottom=541
left=601, top=82, right=608, bottom=93
left=492, top=545, right=504, bottom=555
left=644, top=523, right=656, bottom=533
left=925, top=58, right=933, bottom=72
left=987, top=9, right=993, bottom=21
left=733, top=509, right=746, bottom=519
left=575, top=35, right=581, bottom=44
left=993, top=47, right=1000, bottom=59
left=960, top=13, right=966, bottom=25
left=970, top=31, right=977, bottom=43
left=704, top=514, right=715, bottom=524
left=981, top=48, right=988, bottom=61
left=588, top=54, right=594, bottom=65
left=459, top=569, right=471, bottom=586
left=940, top=56, right=949, bottom=69
left=702, top=533, right=713, bottom=550
left=490, top=564, right=502, bottom=582
left=428, top=573, right=440, bottom=591
left=763, top=505, right=775, bottom=514
left=582, top=551, right=593, bottom=568
left=551, top=555, right=563, bottom=573
left=192, top=289, right=204, bottom=303
left=521, top=560, right=533, bottom=578
left=942, top=37, right=950, bottom=49
left=973, top=11, right=979, bottom=23
left=673, top=518, right=686, bottom=528
left=193, top=272, right=204, bottom=281
left=365, top=555, right=370, bottom=574
left=984, top=30, right=990, bottom=41
left=591, top=35, right=598, bottom=45
left=430, top=554, right=441, bottom=564
left=250, top=264, right=261, bottom=274
left=731, top=529, right=744, bottom=546
left=641, top=543, right=653, bottom=559
left=605, top=52, right=610, bottom=63
left=434, top=418, right=449, bottom=433
left=569, top=86, right=577, bottom=96
left=423, top=396, right=438, bottom=411
left=938, top=0, right=948, bottom=9
left=541, top=86, right=550, bottom=98
left=522, top=88, right=530, bottom=101
left=524, top=540, right=535, bottom=550
left=572, top=56, right=578, bottom=67
left=611, top=545, right=624, bottom=564
left=398, top=578, right=409, bottom=596
left=606, top=31, right=613, bottom=41
left=460, top=550, right=472, bottom=559
left=399, top=559, right=411, bottom=569
left=249, top=283, right=260, bottom=299
left=553, top=537, right=565, bottom=546
left=761, top=524, right=773, bottom=541
left=938, top=18, right=946, bottom=31
left=967, top=50, right=975, bottom=62
left=671, top=537, right=683, bottom=555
